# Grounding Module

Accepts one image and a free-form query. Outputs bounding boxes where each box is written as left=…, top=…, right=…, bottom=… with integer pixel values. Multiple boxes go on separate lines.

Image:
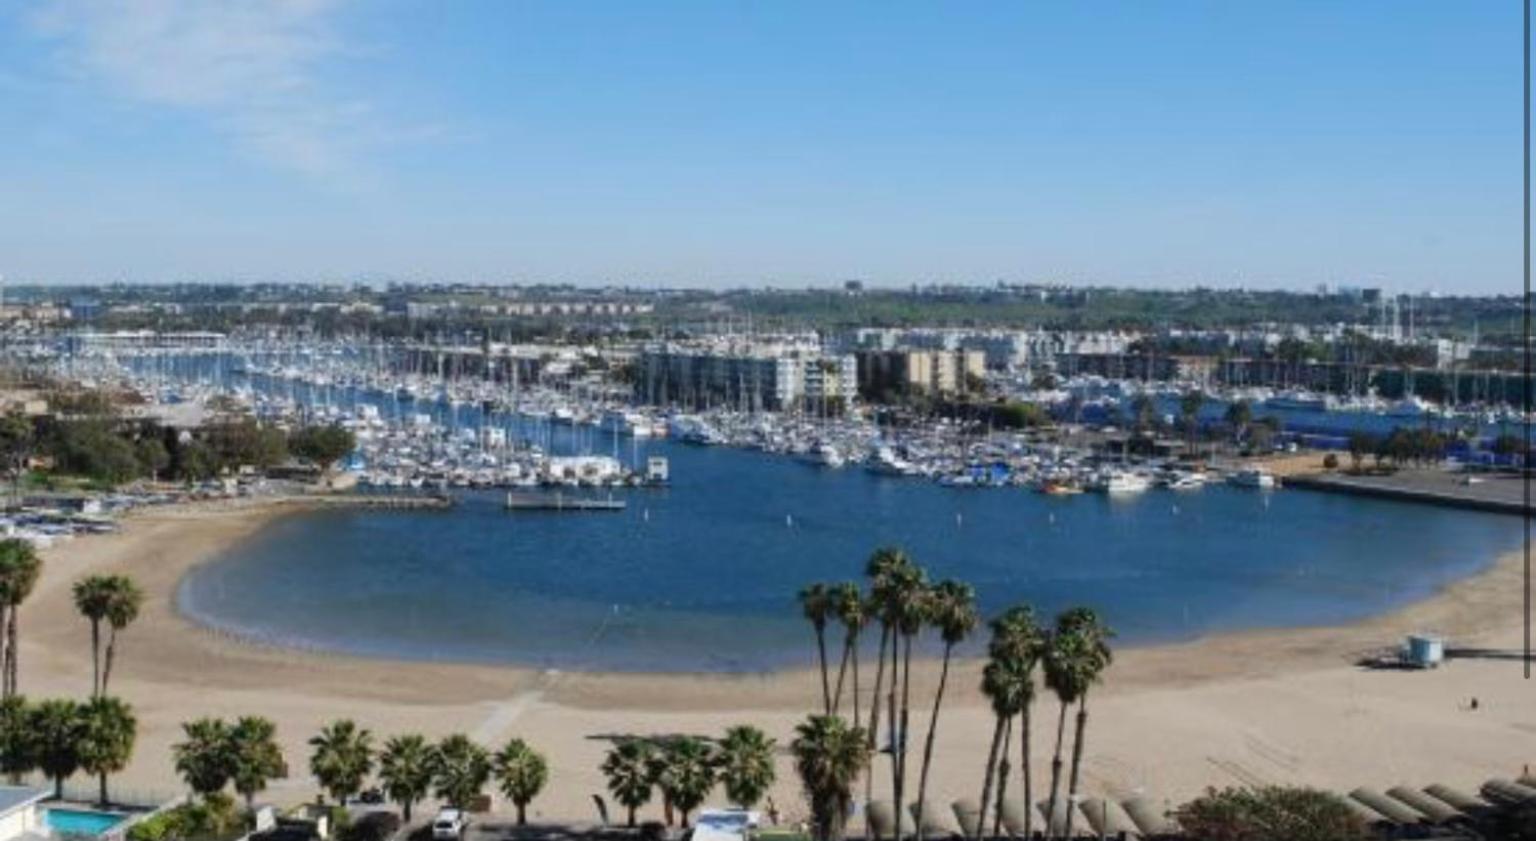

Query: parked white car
left=432, top=809, right=467, bottom=840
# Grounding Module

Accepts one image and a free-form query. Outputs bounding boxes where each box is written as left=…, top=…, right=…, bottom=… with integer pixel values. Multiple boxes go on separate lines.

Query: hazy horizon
left=0, top=1, right=1524, bottom=293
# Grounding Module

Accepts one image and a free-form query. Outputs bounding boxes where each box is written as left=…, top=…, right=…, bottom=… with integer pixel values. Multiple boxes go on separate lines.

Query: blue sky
left=0, top=1, right=1523, bottom=291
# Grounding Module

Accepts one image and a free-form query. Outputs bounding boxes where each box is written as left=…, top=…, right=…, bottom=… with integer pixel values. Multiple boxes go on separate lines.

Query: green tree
left=861, top=547, right=911, bottom=818
left=290, top=425, right=357, bottom=473
left=174, top=718, right=236, bottom=800
left=798, top=583, right=835, bottom=714
left=1176, top=786, right=1371, bottom=841
left=378, top=734, right=434, bottom=823
left=884, top=560, right=930, bottom=841
left=101, top=577, right=143, bottom=695
left=309, top=719, right=374, bottom=804
left=0, top=413, right=35, bottom=507
left=717, top=726, right=776, bottom=810
left=0, top=695, right=33, bottom=784
left=791, top=715, right=869, bottom=841
left=601, top=739, right=655, bottom=826
left=1048, top=608, right=1115, bottom=840
left=33, top=698, right=85, bottom=799
left=829, top=582, right=866, bottom=722
left=0, top=540, right=42, bottom=698
left=1179, top=391, right=1205, bottom=454
left=135, top=437, right=170, bottom=481
left=493, top=738, right=548, bottom=826
left=230, top=717, right=285, bottom=817
left=431, top=734, right=490, bottom=811
left=975, top=655, right=1028, bottom=840
left=914, top=580, right=977, bottom=841
left=653, top=738, right=716, bottom=828
left=1224, top=400, right=1253, bottom=443
left=73, top=575, right=116, bottom=698
left=78, top=696, right=137, bottom=806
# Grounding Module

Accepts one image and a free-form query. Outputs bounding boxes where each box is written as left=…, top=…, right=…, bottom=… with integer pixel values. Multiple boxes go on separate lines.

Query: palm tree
left=78, top=696, right=136, bottom=806
left=431, top=734, right=490, bottom=811
left=309, top=719, right=374, bottom=805
left=799, top=583, right=835, bottom=713
left=991, top=607, right=1045, bottom=841
left=654, top=737, right=716, bottom=828
left=1224, top=400, right=1253, bottom=444
left=829, top=582, right=866, bottom=720
left=0, top=539, right=41, bottom=697
left=914, top=580, right=976, bottom=841
left=601, top=739, right=655, bottom=827
left=32, top=698, right=84, bottom=800
left=174, top=717, right=235, bottom=800
left=975, top=658, right=1026, bottom=841
left=1179, top=391, right=1205, bottom=455
left=378, top=734, right=434, bottom=823
left=792, top=714, right=869, bottom=841
left=886, top=562, right=930, bottom=841
left=72, top=576, right=115, bottom=697
left=862, top=546, right=909, bottom=823
left=494, top=738, right=548, bottom=826
left=1057, top=609, right=1114, bottom=841
left=101, top=577, right=143, bottom=696
left=717, top=725, right=776, bottom=809
left=0, top=695, right=33, bottom=784
left=230, top=716, right=285, bottom=818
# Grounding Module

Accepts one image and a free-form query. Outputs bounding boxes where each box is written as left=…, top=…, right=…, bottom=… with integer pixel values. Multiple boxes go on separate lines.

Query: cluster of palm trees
left=72, top=573, right=144, bottom=697
left=793, top=548, right=1113, bottom=841
left=175, top=719, right=551, bottom=827
left=0, top=694, right=137, bottom=802
left=600, top=725, right=777, bottom=829
left=0, top=556, right=148, bottom=809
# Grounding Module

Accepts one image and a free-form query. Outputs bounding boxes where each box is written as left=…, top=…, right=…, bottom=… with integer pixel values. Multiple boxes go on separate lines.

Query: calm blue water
left=178, top=437, right=1524, bottom=673
left=46, top=809, right=129, bottom=836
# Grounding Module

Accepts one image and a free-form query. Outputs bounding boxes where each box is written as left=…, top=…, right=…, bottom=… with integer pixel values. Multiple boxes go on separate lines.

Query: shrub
left=341, top=811, right=401, bottom=841
left=1322, top=453, right=1339, bottom=471
left=1175, top=786, right=1371, bottom=841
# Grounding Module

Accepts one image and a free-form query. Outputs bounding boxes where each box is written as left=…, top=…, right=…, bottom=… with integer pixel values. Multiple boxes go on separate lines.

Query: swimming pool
left=45, top=808, right=130, bottom=836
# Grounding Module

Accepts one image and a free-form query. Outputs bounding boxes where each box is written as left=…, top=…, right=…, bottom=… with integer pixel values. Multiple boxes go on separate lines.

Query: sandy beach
left=16, top=499, right=1535, bottom=824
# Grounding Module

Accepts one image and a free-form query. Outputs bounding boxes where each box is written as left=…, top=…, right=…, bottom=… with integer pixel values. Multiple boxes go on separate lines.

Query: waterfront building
left=636, top=344, right=857, bottom=412
left=854, top=348, right=986, bottom=398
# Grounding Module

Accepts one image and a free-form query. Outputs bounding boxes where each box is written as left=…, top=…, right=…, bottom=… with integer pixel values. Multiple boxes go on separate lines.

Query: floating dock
left=504, top=492, right=627, bottom=512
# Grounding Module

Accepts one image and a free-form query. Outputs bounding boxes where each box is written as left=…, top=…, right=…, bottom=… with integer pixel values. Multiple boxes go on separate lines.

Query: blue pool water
left=46, top=808, right=129, bottom=836
left=177, top=431, right=1525, bottom=673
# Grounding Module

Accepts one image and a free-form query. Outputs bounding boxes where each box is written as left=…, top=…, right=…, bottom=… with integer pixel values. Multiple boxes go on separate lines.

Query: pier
left=1284, top=469, right=1532, bottom=517
left=504, top=491, right=627, bottom=512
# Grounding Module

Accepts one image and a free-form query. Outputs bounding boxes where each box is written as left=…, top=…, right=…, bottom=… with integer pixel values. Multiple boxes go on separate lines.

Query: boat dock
left=1285, top=469, right=1531, bottom=516
left=504, top=492, right=627, bottom=512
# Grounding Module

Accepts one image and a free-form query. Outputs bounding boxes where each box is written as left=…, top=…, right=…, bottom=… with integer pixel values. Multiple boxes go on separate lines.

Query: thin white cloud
left=30, top=0, right=385, bottom=178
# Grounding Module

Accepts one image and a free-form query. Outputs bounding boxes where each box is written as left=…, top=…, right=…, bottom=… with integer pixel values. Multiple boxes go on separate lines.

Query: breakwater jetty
left=1285, top=469, right=1531, bottom=516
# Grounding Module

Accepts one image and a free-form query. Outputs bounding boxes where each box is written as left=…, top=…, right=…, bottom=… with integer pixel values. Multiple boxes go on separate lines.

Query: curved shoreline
left=17, top=496, right=1533, bottom=819
left=31, top=494, right=1527, bottom=701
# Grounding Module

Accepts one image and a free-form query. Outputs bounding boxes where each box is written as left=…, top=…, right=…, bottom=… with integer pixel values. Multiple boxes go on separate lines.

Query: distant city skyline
left=0, top=1, right=1524, bottom=292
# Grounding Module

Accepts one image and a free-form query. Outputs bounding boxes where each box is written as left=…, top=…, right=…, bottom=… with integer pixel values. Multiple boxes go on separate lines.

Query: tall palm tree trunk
left=1044, top=701, right=1069, bottom=840
left=851, top=635, right=862, bottom=730
left=992, top=717, right=1013, bottom=839
left=816, top=626, right=831, bottom=713
left=885, top=633, right=901, bottom=841
left=864, top=624, right=890, bottom=840
left=0, top=604, right=8, bottom=699
left=5, top=603, right=16, bottom=697
left=1062, top=693, right=1091, bottom=841
left=102, top=628, right=119, bottom=696
left=832, top=632, right=854, bottom=715
left=913, top=642, right=953, bottom=841
left=975, top=715, right=1005, bottom=841
left=99, top=770, right=109, bottom=807
left=894, top=633, right=914, bottom=841
left=1020, top=703, right=1034, bottom=841
left=89, top=618, right=101, bottom=697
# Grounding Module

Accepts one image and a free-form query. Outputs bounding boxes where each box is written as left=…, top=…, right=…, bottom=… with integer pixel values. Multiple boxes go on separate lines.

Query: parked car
left=432, top=810, right=467, bottom=840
